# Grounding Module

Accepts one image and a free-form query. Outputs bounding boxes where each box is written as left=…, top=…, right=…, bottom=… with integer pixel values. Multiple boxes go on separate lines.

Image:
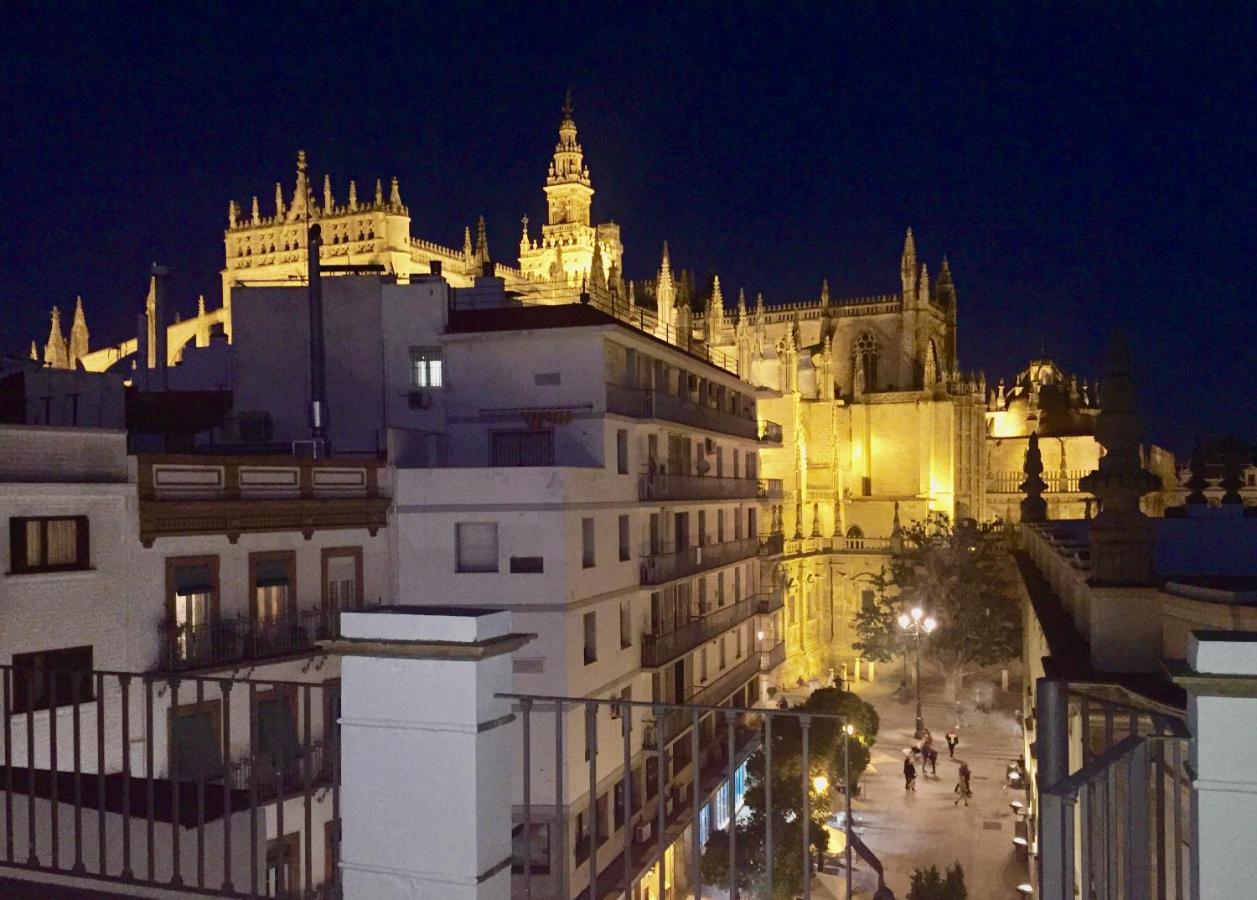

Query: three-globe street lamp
left=898, top=607, right=937, bottom=739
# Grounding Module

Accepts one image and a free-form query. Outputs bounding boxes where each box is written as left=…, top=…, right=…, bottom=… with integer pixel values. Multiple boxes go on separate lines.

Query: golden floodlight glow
left=812, top=775, right=829, bottom=794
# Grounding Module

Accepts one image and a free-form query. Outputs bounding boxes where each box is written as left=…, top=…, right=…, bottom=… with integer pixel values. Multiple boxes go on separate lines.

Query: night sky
left=3, top=4, right=1254, bottom=450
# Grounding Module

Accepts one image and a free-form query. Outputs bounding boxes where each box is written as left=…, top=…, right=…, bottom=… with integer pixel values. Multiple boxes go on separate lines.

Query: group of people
left=902, top=729, right=971, bottom=805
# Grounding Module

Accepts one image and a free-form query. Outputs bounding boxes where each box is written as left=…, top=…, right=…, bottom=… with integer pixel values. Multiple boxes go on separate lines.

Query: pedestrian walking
left=954, top=762, right=972, bottom=806
left=954, top=701, right=967, bottom=728
left=945, top=729, right=959, bottom=759
left=921, top=732, right=937, bottom=775
left=904, top=755, right=917, bottom=791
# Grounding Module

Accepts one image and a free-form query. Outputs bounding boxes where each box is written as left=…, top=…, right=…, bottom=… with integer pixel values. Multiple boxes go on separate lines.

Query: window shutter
left=74, top=516, right=90, bottom=569
left=9, top=518, right=27, bottom=573
left=175, top=563, right=214, bottom=594
left=255, top=557, right=291, bottom=587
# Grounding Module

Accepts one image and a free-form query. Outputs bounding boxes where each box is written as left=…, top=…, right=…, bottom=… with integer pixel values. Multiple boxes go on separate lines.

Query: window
left=861, top=476, right=873, bottom=497
left=618, top=515, right=631, bottom=561
left=861, top=588, right=876, bottom=613
left=575, top=810, right=589, bottom=863
left=322, top=548, right=362, bottom=614
left=582, top=518, right=596, bottom=568
left=257, top=688, right=302, bottom=773
left=169, top=698, right=223, bottom=781
left=11, top=646, right=93, bottom=713
left=511, top=822, right=551, bottom=874
left=8, top=516, right=88, bottom=574
left=596, top=793, right=610, bottom=844
left=719, top=636, right=727, bottom=669
left=168, top=557, right=219, bottom=666
left=614, top=776, right=631, bottom=830
left=616, top=429, right=628, bottom=474
left=853, top=331, right=880, bottom=392
left=699, top=646, right=708, bottom=683
left=266, top=833, right=300, bottom=899
left=509, top=556, right=544, bottom=573
left=620, top=602, right=632, bottom=649
left=409, top=346, right=443, bottom=388
left=534, top=372, right=561, bottom=386
left=736, top=628, right=742, bottom=659
left=583, top=612, right=597, bottom=665
left=490, top=429, right=554, bottom=466
left=456, top=523, right=498, bottom=572
left=250, top=552, right=295, bottom=627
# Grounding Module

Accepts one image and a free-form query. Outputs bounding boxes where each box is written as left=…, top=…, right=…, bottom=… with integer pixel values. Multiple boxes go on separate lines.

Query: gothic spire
left=901, top=227, right=918, bottom=299
left=590, top=241, right=606, bottom=291
left=228, top=200, right=239, bottom=228
left=251, top=196, right=260, bottom=224
left=389, top=176, right=402, bottom=209
left=736, top=287, right=748, bottom=321
left=274, top=182, right=285, bottom=219
left=69, top=295, right=89, bottom=365
left=289, top=150, right=311, bottom=220
left=656, top=242, right=676, bottom=309
left=44, top=306, right=68, bottom=370
left=474, top=215, right=490, bottom=268
left=348, top=180, right=358, bottom=211
left=820, top=278, right=830, bottom=309
left=374, top=178, right=384, bottom=207
left=323, top=174, right=334, bottom=214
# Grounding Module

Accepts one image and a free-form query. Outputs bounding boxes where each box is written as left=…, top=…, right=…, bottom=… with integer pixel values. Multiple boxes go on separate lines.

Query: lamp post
left=843, top=722, right=854, bottom=900
left=897, top=607, right=937, bottom=739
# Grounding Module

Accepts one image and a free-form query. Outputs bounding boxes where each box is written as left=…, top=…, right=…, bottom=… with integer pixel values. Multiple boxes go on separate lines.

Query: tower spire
left=389, top=176, right=402, bottom=209
left=901, top=227, right=917, bottom=299
left=544, top=90, right=593, bottom=226
left=590, top=241, right=606, bottom=291
left=736, top=287, right=748, bottom=321
left=69, top=295, right=89, bottom=366
left=44, top=306, right=69, bottom=370
left=820, top=278, right=830, bottom=309
left=289, top=150, right=311, bottom=221
left=323, top=174, right=334, bottom=214
left=474, top=215, right=490, bottom=271
left=251, top=195, right=260, bottom=224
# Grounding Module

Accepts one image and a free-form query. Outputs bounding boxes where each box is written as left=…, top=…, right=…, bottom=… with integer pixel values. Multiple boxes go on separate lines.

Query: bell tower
left=544, top=91, right=593, bottom=227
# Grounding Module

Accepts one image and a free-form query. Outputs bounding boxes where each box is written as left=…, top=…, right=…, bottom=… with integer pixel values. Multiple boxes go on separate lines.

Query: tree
left=701, top=690, right=878, bottom=897
left=850, top=567, right=901, bottom=664
left=886, top=512, right=1020, bottom=700
left=907, top=863, right=967, bottom=899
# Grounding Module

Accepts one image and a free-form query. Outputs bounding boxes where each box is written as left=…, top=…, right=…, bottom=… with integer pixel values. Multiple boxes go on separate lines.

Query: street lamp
left=898, top=608, right=937, bottom=739
left=842, top=722, right=855, bottom=900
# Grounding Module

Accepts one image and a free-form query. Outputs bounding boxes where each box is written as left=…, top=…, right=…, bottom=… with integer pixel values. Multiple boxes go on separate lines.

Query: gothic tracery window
left=853, top=331, right=880, bottom=391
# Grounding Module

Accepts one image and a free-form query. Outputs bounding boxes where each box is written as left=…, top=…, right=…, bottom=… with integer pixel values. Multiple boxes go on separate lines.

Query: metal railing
left=757, top=478, right=784, bottom=499
left=758, top=533, right=785, bottom=556
left=640, top=598, right=756, bottom=668
left=0, top=664, right=340, bottom=898
left=639, top=536, right=758, bottom=586
left=759, top=640, right=787, bottom=672
left=759, top=421, right=783, bottom=443
left=638, top=472, right=758, bottom=502
left=987, top=469, right=1090, bottom=494
left=502, top=680, right=870, bottom=900
left=156, top=603, right=367, bottom=672
left=606, top=383, right=759, bottom=440
left=755, top=587, right=786, bottom=615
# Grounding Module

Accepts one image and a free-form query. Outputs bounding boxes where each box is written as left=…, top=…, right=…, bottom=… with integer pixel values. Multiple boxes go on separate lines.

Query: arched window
left=845, top=525, right=864, bottom=550
left=853, top=331, right=880, bottom=391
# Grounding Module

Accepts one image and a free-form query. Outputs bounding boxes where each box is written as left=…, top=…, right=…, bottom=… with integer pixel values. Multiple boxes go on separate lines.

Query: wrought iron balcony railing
left=757, top=478, right=784, bottom=499
left=759, top=421, right=783, bottom=444
left=641, top=598, right=756, bottom=668
left=757, top=533, right=785, bottom=556
left=638, top=472, right=759, bottom=502
left=156, top=603, right=367, bottom=672
left=759, top=640, right=786, bottom=672
left=606, top=383, right=759, bottom=440
left=754, top=587, right=785, bottom=615
left=639, top=536, right=759, bottom=586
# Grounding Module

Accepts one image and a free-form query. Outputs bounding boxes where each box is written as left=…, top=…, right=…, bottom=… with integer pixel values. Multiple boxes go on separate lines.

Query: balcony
left=156, top=604, right=365, bottom=672
left=641, top=597, right=756, bottom=668
left=639, top=536, right=758, bottom=585
left=638, top=472, right=759, bottom=502
left=759, top=421, right=783, bottom=444
left=227, top=739, right=336, bottom=801
left=754, top=587, right=786, bottom=615
left=758, top=532, right=785, bottom=556
left=644, top=654, right=764, bottom=750
left=757, top=478, right=784, bottom=499
left=606, top=383, right=759, bottom=440
left=759, top=639, right=786, bottom=672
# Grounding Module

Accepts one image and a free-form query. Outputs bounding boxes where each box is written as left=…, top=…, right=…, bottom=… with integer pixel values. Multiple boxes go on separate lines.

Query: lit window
left=9, top=516, right=88, bottom=573
left=409, top=346, right=444, bottom=388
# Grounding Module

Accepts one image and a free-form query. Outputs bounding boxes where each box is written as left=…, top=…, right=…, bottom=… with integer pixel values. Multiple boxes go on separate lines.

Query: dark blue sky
left=3, top=4, right=1253, bottom=450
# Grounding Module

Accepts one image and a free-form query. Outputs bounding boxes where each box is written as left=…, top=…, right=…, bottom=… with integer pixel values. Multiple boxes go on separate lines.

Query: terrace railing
left=639, top=537, right=758, bottom=586
left=500, top=682, right=877, bottom=900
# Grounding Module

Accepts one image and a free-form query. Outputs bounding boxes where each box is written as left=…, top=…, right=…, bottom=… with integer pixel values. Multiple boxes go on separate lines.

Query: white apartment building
left=0, top=421, right=390, bottom=896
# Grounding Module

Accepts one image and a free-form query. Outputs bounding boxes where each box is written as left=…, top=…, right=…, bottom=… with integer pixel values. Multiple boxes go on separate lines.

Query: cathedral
left=23, top=96, right=1178, bottom=686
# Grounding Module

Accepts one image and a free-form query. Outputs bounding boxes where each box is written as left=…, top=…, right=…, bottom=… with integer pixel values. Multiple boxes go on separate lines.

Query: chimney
left=307, top=223, right=328, bottom=453
left=150, top=265, right=171, bottom=389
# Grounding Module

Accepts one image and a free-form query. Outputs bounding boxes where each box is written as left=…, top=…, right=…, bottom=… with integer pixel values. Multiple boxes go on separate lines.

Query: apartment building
left=0, top=417, right=390, bottom=896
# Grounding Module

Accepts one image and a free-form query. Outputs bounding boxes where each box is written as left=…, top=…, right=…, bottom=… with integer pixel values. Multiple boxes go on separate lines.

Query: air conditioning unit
left=408, top=390, right=432, bottom=409
left=635, top=822, right=653, bottom=843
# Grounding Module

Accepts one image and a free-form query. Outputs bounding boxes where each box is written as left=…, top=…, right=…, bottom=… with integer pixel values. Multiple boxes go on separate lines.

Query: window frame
left=9, top=645, right=94, bottom=714
left=321, top=547, right=364, bottom=614
left=583, top=611, right=597, bottom=665
left=408, top=345, right=444, bottom=389
left=8, top=515, right=90, bottom=575
left=581, top=517, right=596, bottom=569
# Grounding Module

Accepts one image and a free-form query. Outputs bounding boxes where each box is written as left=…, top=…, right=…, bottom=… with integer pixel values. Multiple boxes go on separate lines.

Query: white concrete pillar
left=853, top=658, right=862, bottom=682
left=867, top=660, right=876, bottom=682
left=327, top=607, right=532, bottom=900
left=1182, top=632, right=1257, bottom=900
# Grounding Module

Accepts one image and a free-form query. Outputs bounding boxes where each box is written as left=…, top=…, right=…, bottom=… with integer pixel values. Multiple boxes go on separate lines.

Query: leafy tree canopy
left=907, top=862, right=968, bottom=900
